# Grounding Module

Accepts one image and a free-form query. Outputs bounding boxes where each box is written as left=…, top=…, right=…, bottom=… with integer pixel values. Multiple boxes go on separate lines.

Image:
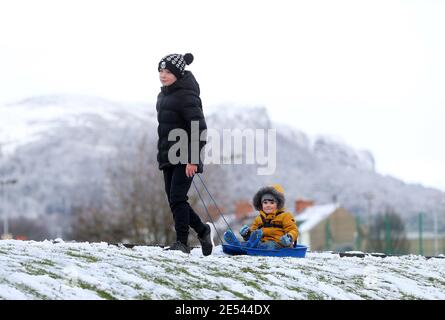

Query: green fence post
left=325, top=219, right=331, bottom=251
left=385, top=213, right=391, bottom=254
left=355, top=215, right=361, bottom=251
left=419, top=212, right=424, bottom=256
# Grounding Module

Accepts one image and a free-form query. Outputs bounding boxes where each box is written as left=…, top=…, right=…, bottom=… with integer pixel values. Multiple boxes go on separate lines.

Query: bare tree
left=69, top=204, right=129, bottom=242
left=68, top=128, right=173, bottom=244
left=3, top=216, right=50, bottom=241
left=365, top=206, right=409, bottom=254
left=107, top=133, right=175, bottom=244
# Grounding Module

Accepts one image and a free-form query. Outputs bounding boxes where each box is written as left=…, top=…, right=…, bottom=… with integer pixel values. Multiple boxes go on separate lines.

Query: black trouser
left=163, top=164, right=206, bottom=245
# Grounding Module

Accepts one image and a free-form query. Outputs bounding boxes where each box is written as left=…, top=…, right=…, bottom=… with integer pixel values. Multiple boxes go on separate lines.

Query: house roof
left=296, top=203, right=340, bottom=233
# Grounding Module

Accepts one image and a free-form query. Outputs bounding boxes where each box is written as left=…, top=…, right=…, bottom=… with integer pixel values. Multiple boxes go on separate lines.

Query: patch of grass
left=36, top=259, right=56, bottom=267
left=210, top=268, right=271, bottom=286
left=156, top=278, right=192, bottom=299
left=307, top=291, right=325, bottom=300
left=356, top=293, right=374, bottom=299
left=243, top=279, right=263, bottom=292
left=213, top=269, right=278, bottom=298
left=153, top=277, right=172, bottom=287
left=17, top=284, right=50, bottom=299
left=141, top=273, right=192, bottom=299
left=22, top=264, right=61, bottom=280
left=221, top=285, right=251, bottom=300
left=119, top=281, right=144, bottom=292
left=353, top=278, right=365, bottom=288
left=163, top=265, right=194, bottom=277
left=66, top=251, right=99, bottom=263
left=301, top=270, right=312, bottom=276
left=181, top=271, right=271, bottom=299
left=426, top=276, right=445, bottom=286
left=177, top=288, right=193, bottom=299
left=78, top=281, right=116, bottom=300
left=240, top=267, right=257, bottom=273
left=288, top=286, right=302, bottom=293
left=136, top=293, right=153, bottom=300
left=400, top=293, right=420, bottom=300
left=237, top=267, right=269, bottom=283
left=209, top=270, right=240, bottom=279
left=264, top=289, right=280, bottom=299
left=24, top=266, right=48, bottom=277
left=4, top=279, right=49, bottom=300
left=115, top=252, right=146, bottom=261
left=317, top=275, right=328, bottom=282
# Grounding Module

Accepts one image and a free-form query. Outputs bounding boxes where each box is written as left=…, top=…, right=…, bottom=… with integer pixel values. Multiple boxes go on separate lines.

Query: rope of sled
left=197, top=174, right=235, bottom=230
left=192, top=173, right=233, bottom=245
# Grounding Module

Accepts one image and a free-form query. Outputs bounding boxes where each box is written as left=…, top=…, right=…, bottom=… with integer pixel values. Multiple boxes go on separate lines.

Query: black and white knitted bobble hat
left=158, top=53, right=194, bottom=79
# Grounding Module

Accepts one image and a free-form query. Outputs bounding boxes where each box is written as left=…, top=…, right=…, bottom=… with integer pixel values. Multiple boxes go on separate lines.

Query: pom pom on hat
left=184, top=53, right=194, bottom=65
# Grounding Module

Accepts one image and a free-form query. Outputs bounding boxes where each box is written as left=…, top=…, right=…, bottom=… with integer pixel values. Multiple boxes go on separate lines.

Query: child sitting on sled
left=224, top=184, right=299, bottom=250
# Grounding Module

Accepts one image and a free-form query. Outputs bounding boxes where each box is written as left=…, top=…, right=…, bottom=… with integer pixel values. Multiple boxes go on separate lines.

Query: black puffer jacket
left=156, top=71, right=207, bottom=172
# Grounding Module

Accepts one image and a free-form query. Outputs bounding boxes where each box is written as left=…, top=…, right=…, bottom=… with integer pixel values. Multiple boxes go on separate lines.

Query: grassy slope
left=0, top=240, right=444, bottom=300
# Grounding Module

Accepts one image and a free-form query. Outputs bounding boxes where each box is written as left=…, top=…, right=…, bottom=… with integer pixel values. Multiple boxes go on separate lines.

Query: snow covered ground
left=0, top=239, right=444, bottom=300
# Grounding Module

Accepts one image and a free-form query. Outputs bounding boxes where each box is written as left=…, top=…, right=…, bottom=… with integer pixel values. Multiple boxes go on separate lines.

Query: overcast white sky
left=1, top=0, right=444, bottom=191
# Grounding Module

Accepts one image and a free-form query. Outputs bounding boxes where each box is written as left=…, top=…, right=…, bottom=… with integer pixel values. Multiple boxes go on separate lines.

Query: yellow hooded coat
left=250, top=209, right=299, bottom=246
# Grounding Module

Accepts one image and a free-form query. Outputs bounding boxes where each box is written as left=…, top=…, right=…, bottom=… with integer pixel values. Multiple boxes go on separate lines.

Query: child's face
left=159, top=69, right=177, bottom=86
left=262, top=199, right=277, bottom=214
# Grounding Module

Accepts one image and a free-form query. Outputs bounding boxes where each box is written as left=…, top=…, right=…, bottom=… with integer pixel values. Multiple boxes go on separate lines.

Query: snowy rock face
left=206, top=105, right=272, bottom=130
left=312, top=136, right=375, bottom=172
left=0, top=95, right=157, bottom=229
left=0, top=95, right=443, bottom=233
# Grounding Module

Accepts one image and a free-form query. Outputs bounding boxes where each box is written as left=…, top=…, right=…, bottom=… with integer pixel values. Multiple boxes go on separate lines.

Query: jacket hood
left=161, top=71, right=200, bottom=96
left=252, top=185, right=285, bottom=211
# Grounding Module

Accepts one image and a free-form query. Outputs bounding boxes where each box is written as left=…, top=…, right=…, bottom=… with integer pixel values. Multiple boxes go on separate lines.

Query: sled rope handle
left=192, top=173, right=235, bottom=243
left=196, top=173, right=235, bottom=234
left=192, top=178, right=223, bottom=245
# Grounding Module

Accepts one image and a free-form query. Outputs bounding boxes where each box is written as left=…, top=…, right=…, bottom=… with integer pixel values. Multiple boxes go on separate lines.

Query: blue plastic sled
left=222, top=243, right=308, bottom=258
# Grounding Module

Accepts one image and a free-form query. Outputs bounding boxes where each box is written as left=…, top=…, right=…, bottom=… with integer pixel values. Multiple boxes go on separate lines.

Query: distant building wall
left=307, top=208, right=356, bottom=252
left=406, top=233, right=445, bottom=256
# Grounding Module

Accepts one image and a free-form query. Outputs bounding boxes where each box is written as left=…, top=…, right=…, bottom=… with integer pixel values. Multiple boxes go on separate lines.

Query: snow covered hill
left=1, top=240, right=444, bottom=300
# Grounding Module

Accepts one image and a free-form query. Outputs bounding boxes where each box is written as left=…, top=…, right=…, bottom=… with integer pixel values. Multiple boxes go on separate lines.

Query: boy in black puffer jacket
left=156, top=53, right=213, bottom=256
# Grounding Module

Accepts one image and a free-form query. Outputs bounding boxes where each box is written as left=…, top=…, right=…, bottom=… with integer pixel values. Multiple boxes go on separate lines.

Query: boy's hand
left=280, top=234, right=293, bottom=247
left=185, top=164, right=198, bottom=177
left=239, top=225, right=250, bottom=237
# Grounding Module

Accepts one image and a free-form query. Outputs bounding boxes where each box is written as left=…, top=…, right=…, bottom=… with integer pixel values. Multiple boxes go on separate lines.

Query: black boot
left=165, top=241, right=191, bottom=254
left=198, top=222, right=214, bottom=256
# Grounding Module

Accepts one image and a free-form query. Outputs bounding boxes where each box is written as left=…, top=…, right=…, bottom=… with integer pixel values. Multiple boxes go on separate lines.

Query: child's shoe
left=245, top=229, right=263, bottom=248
